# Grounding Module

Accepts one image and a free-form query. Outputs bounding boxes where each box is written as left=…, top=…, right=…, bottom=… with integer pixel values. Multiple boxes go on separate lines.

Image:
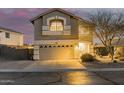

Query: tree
left=89, top=9, right=124, bottom=60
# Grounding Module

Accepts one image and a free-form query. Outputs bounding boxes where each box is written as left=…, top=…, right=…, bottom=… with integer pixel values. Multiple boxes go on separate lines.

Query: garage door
left=39, top=45, right=74, bottom=60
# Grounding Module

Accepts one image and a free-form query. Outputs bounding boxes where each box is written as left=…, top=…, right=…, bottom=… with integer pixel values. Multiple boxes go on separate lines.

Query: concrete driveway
left=0, top=60, right=85, bottom=72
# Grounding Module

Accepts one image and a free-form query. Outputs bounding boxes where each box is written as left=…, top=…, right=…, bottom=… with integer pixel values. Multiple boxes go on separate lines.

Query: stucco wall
left=0, top=30, right=23, bottom=46
left=42, top=11, right=71, bottom=25
left=115, top=47, right=124, bottom=57
left=33, top=10, right=79, bottom=40
left=79, top=22, right=94, bottom=43
left=34, top=18, right=43, bottom=40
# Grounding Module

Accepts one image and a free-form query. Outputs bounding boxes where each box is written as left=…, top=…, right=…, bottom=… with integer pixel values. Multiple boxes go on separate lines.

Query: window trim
left=5, top=32, right=10, bottom=39
left=47, top=16, right=66, bottom=26
left=49, top=19, right=64, bottom=31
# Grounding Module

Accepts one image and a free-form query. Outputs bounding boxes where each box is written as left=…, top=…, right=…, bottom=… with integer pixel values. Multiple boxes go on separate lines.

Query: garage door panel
left=39, top=46, right=74, bottom=60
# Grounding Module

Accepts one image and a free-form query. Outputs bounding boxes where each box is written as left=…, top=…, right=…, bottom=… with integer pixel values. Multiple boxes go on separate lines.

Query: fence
left=0, top=45, right=33, bottom=60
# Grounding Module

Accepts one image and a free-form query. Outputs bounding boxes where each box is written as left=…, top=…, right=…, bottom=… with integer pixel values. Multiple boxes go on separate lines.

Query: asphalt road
left=0, top=71, right=123, bottom=85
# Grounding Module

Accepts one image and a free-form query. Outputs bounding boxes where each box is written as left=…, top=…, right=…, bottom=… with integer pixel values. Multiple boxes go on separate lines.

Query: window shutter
left=42, top=26, right=49, bottom=31
left=64, top=26, right=71, bottom=31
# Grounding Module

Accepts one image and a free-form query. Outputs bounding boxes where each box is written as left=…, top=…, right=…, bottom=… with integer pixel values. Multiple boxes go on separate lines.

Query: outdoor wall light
left=78, top=43, right=85, bottom=51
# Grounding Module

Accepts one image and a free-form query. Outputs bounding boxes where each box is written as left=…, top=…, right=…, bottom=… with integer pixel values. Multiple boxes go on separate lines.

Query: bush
left=80, top=53, right=95, bottom=62
left=95, top=47, right=109, bottom=56
left=112, top=60, right=118, bottom=63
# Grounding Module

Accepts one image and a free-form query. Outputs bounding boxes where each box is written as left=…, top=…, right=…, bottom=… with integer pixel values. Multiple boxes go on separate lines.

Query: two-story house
left=30, top=8, right=95, bottom=60
left=0, top=26, right=23, bottom=46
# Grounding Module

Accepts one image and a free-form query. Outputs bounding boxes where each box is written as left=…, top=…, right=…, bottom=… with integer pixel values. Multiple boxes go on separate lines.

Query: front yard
left=82, top=61, right=124, bottom=69
left=80, top=53, right=124, bottom=69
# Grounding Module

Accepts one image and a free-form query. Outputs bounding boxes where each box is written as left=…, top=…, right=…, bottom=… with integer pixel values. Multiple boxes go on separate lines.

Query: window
left=5, top=32, right=10, bottom=38
left=66, top=45, right=69, bottom=47
left=50, top=19, right=64, bottom=31
left=79, top=26, right=89, bottom=35
left=44, top=46, right=47, bottom=48
left=40, top=46, right=43, bottom=48
left=58, top=45, right=60, bottom=47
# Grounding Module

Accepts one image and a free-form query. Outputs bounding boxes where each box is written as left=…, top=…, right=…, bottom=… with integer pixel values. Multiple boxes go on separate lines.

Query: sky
left=0, top=8, right=123, bottom=44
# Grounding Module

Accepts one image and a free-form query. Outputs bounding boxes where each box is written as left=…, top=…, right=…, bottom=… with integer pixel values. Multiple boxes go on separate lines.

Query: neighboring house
left=94, top=38, right=124, bottom=58
left=113, top=39, right=124, bottom=58
left=30, top=8, right=95, bottom=60
left=0, top=26, right=23, bottom=46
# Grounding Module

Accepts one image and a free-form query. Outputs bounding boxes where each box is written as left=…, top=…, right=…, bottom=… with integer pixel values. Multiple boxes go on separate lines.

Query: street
left=0, top=71, right=123, bottom=85
left=0, top=60, right=123, bottom=85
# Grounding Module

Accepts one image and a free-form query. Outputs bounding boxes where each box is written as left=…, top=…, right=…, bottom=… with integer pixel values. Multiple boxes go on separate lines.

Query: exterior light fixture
left=79, top=43, right=85, bottom=51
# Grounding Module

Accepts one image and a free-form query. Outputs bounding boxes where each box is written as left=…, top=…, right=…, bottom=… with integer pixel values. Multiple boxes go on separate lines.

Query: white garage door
left=39, top=45, right=74, bottom=60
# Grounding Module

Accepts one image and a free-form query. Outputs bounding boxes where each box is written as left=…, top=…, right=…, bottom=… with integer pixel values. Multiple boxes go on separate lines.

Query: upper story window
left=50, top=19, right=64, bottom=31
left=5, top=32, right=10, bottom=38
left=79, top=26, right=89, bottom=35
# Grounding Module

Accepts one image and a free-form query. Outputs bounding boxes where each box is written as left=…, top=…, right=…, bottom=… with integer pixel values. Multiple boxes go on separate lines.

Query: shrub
left=95, top=47, right=109, bottom=56
left=80, top=53, right=95, bottom=62
left=112, top=60, right=118, bottom=63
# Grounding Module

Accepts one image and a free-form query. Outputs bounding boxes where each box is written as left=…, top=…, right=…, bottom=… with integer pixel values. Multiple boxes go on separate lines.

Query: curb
left=0, top=67, right=123, bottom=72
left=87, top=68, right=124, bottom=71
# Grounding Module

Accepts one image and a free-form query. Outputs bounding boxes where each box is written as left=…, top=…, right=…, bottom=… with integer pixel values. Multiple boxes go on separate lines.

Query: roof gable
left=0, top=26, right=23, bottom=34
left=30, top=8, right=94, bottom=25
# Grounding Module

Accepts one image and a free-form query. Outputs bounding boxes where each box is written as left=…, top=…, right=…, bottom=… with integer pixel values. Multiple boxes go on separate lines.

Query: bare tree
left=89, top=9, right=124, bottom=60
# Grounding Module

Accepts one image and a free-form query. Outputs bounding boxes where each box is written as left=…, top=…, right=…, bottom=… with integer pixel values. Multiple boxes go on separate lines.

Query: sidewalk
left=0, top=60, right=86, bottom=72
left=0, top=59, right=124, bottom=72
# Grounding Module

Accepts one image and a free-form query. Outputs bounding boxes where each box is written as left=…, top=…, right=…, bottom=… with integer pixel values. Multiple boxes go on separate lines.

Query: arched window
left=50, top=19, right=64, bottom=31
